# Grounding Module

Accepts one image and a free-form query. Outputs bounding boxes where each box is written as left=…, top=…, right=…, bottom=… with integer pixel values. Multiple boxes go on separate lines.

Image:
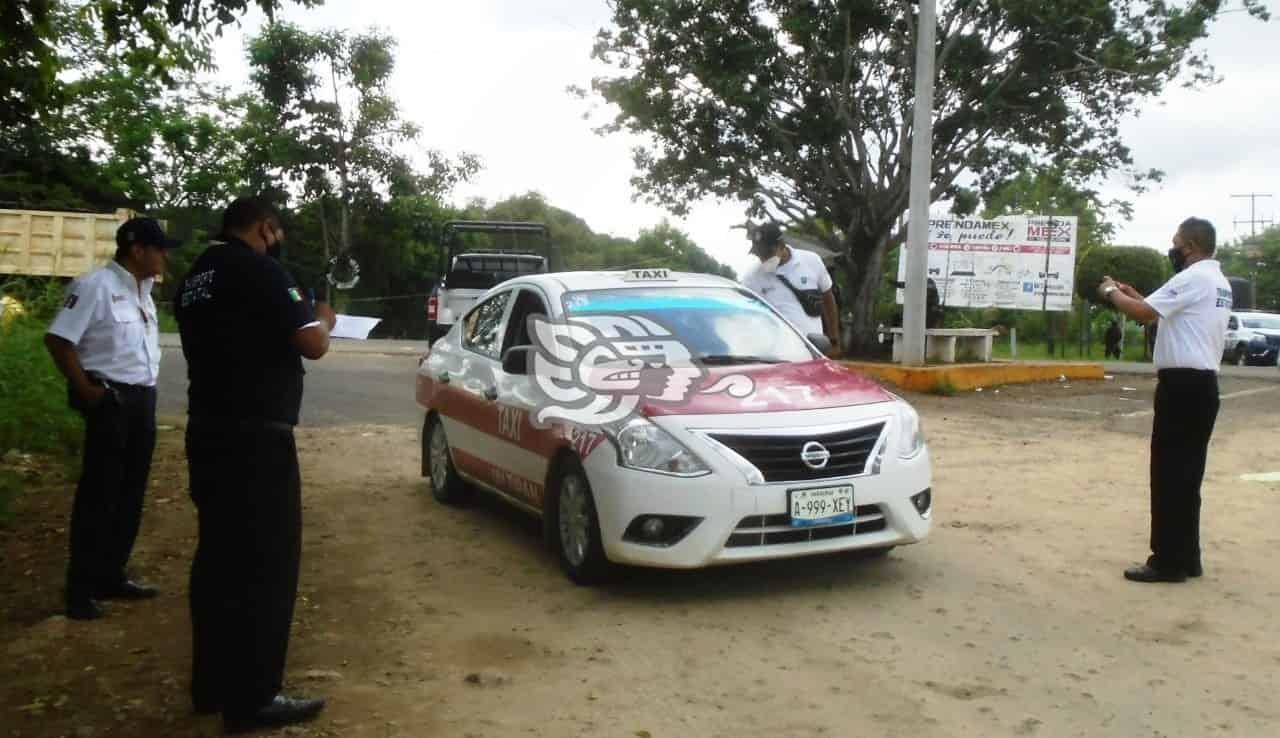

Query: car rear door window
left=463, top=290, right=513, bottom=358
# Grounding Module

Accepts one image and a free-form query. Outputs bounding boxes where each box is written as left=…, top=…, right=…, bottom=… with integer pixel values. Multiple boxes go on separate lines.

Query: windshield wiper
left=696, top=354, right=785, bottom=365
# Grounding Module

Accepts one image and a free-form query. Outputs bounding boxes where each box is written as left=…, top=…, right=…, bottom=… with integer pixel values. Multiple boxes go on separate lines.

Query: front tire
left=549, top=458, right=613, bottom=585
left=1235, top=344, right=1247, bottom=366
left=426, top=414, right=471, bottom=504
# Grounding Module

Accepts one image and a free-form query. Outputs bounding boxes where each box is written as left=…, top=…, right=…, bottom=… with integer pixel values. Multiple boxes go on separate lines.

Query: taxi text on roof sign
left=623, top=268, right=675, bottom=281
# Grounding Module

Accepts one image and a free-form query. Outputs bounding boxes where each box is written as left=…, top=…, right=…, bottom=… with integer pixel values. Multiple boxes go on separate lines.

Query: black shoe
left=1186, top=563, right=1203, bottom=578
left=1124, top=563, right=1187, bottom=583
left=66, top=599, right=105, bottom=620
left=94, top=580, right=159, bottom=600
left=224, top=695, right=325, bottom=735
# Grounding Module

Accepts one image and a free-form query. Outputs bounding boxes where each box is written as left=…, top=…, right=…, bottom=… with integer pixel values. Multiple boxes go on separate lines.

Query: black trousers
left=1149, top=369, right=1220, bottom=572
left=186, top=420, right=302, bottom=717
left=66, top=383, right=156, bottom=603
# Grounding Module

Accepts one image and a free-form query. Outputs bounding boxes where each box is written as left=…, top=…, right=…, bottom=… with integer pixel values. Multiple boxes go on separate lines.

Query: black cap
left=751, top=221, right=784, bottom=250
left=116, top=218, right=182, bottom=251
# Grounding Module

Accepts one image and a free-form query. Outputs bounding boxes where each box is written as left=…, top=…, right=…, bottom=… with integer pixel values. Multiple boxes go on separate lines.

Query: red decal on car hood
left=640, top=359, right=893, bottom=416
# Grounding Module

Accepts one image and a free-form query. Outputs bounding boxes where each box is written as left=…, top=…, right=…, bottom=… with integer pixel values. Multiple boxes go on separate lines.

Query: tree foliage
left=240, top=23, right=481, bottom=297
left=1218, top=226, right=1280, bottom=312
left=1, top=0, right=318, bottom=128
left=585, top=0, right=1268, bottom=351
left=1077, top=245, right=1171, bottom=305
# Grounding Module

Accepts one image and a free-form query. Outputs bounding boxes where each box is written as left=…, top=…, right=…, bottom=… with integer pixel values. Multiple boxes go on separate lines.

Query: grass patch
left=0, top=279, right=84, bottom=458
left=927, top=378, right=958, bottom=396
left=991, top=340, right=1152, bottom=363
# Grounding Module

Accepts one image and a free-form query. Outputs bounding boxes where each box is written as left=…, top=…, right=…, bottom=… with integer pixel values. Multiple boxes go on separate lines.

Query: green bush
left=1076, top=245, right=1170, bottom=305
left=0, top=278, right=84, bottom=457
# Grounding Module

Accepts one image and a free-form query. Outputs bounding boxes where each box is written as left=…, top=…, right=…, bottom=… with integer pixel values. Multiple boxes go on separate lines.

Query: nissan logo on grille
left=800, top=441, right=831, bottom=470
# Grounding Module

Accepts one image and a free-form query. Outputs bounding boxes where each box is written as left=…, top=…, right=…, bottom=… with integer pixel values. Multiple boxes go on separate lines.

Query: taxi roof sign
left=622, top=268, right=675, bottom=281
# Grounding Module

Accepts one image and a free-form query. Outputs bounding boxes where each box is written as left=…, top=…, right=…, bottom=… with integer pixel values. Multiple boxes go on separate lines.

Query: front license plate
left=788, top=485, right=855, bottom=528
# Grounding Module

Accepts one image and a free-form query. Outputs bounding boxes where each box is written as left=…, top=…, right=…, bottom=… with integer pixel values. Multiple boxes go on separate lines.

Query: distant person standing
left=1104, top=319, right=1122, bottom=359
left=44, top=218, right=181, bottom=619
left=174, top=197, right=336, bottom=733
left=742, top=222, right=841, bottom=354
left=1098, top=217, right=1230, bottom=583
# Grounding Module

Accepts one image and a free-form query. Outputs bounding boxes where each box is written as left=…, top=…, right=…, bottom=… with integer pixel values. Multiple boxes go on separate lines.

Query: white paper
left=331, top=314, right=381, bottom=340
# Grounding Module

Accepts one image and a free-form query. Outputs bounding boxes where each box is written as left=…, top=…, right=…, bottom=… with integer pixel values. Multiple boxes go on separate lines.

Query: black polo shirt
left=174, top=238, right=317, bottom=426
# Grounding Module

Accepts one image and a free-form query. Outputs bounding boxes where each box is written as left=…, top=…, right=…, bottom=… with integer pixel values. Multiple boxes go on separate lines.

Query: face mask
left=761, top=255, right=780, bottom=273
left=1168, top=245, right=1187, bottom=273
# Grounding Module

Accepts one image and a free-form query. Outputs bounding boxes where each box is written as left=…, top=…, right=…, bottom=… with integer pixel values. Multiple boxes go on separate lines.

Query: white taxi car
left=416, top=269, right=932, bottom=584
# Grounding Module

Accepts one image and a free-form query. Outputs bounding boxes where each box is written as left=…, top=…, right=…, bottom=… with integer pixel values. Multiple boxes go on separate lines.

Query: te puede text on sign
left=896, top=214, right=1079, bottom=312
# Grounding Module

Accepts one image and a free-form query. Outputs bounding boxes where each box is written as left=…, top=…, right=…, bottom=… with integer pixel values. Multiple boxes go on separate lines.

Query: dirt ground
left=4, top=375, right=1280, bottom=738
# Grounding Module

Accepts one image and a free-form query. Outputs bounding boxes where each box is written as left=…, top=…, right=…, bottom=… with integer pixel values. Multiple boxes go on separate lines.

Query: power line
left=1231, top=193, right=1273, bottom=239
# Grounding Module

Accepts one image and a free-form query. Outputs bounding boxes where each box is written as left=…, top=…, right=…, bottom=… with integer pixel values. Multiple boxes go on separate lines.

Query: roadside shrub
left=0, top=278, right=83, bottom=457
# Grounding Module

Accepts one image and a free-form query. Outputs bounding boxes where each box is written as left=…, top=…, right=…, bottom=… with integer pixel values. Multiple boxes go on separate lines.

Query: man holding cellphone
left=1098, top=217, right=1231, bottom=583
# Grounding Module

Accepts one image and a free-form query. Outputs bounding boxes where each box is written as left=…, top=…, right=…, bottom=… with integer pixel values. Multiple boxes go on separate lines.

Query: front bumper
left=583, top=443, right=933, bottom=569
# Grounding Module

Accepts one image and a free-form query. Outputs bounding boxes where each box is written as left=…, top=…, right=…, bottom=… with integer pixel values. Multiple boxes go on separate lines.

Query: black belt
left=88, top=372, right=155, bottom=393
left=187, top=416, right=295, bottom=434
left=1156, top=368, right=1217, bottom=379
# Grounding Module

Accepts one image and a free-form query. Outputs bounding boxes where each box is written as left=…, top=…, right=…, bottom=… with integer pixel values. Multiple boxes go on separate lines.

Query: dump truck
left=0, top=208, right=140, bottom=278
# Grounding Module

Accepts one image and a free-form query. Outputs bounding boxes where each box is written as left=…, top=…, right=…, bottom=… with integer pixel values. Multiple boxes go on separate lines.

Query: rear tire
left=549, top=458, right=613, bottom=585
left=426, top=414, right=471, bottom=504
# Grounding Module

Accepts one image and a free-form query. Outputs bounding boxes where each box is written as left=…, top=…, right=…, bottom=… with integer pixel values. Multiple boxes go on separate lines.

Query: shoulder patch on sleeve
left=63, top=293, right=79, bottom=309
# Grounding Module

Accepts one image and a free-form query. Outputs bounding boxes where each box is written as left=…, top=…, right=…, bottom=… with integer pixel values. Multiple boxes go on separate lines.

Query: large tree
left=585, top=0, right=1268, bottom=352
left=241, top=23, right=480, bottom=298
left=1, top=0, right=312, bottom=210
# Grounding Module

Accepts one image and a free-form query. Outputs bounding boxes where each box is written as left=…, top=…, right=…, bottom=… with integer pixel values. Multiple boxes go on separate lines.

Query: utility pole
left=901, top=0, right=937, bottom=366
left=1231, top=193, right=1273, bottom=239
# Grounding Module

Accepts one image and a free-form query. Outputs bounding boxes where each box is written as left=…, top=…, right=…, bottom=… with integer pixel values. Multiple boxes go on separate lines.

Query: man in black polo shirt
left=174, top=197, right=336, bottom=733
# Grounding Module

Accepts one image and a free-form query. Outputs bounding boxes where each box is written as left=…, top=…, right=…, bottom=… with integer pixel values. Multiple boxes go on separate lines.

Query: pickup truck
left=425, top=220, right=553, bottom=343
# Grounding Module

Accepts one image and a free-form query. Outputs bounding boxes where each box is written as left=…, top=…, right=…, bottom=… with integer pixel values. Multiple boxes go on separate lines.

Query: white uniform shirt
left=1145, top=259, right=1232, bottom=372
left=741, top=246, right=833, bottom=337
left=47, top=261, right=161, bottom=386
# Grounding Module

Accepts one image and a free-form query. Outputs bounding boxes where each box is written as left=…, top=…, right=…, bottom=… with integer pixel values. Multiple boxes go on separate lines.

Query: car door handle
left=483, top=386, right=498, bottom=401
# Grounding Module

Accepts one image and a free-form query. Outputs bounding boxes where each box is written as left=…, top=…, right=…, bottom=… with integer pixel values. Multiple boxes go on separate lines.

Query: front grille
left=708, top=423, right=885, bottom=483
left=725, top=504, right=886, bottom=547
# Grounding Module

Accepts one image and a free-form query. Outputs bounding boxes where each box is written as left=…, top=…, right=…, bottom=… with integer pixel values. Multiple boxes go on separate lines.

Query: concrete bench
left=886, top=327, right=999, bottom=364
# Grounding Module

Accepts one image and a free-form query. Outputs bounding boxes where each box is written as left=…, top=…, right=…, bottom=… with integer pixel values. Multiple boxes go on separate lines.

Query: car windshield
left=560, top=286, right=816, bottom=364
left=1242, top=317, right=1280, bottom=330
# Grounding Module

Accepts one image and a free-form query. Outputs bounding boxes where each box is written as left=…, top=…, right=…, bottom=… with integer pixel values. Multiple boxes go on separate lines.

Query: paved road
left=157, top=346, right=425, bottom=429
left=154, top=334, right=1278, bottom=428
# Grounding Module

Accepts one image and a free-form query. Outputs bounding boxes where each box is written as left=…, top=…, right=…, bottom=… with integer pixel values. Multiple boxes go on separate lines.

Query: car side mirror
left=807, top=333, right=833, bottom=355
left=501, top=345, right=536, bottom=375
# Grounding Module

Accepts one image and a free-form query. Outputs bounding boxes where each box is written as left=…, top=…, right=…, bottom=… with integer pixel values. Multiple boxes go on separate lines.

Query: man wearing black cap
left=174, top=196, right=335, bottom=734
left=742, top=222, right=842, bottom=354
left=45, top=217, right=181, bottom=620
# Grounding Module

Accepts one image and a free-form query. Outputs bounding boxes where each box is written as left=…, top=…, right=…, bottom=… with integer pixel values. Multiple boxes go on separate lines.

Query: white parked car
left=1224, top=311, right=1280, bottom=366
left=415, top=269, right=933, bottom=584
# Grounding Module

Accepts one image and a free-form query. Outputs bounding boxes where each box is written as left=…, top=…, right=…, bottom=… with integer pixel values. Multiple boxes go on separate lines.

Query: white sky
left=210, top=1, right=1279, bottom=279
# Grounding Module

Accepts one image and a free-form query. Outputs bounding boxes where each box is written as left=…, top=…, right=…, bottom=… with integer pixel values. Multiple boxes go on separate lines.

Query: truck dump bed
left=0, top=208, right=134, bottom=278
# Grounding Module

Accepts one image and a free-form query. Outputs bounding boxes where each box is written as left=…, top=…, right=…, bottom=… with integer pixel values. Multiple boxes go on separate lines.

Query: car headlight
left=606, top=418, right=711, bottom=477
left=896, top=402, right=925, bottom=459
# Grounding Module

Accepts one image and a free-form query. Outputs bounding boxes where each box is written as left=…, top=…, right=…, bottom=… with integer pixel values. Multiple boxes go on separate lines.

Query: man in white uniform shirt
left=1099, top=217, right=1231, bottom=583
left=742, top=222, right=841, bottom=354
left=45, top=217, right=181, bottom=619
